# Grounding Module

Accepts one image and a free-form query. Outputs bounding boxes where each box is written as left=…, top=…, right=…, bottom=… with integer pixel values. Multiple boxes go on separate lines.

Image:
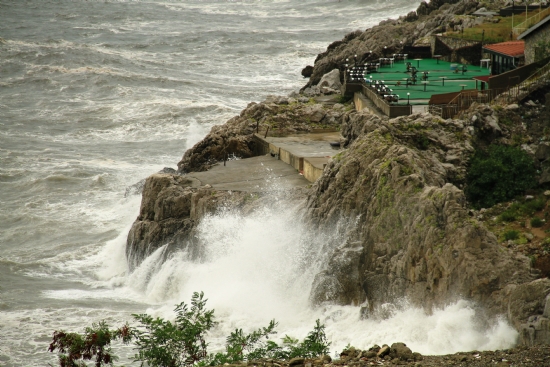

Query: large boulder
left=317, top=69, right=342, bottom=94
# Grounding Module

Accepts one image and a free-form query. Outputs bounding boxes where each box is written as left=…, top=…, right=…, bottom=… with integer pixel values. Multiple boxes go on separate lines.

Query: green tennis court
left=363, top=58, right=491, bottom=103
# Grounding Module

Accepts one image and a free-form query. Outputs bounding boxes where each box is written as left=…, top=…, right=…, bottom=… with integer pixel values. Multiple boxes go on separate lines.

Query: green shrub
left=48, top=321, right=131, bottom=367
left=531, top=217, right=544, bottom=228
left=499, top=210, right=517, bottom=222
left=524, top=198, right=546, bottom=215
left=133, top=292, right=216, bottom=367
left=465, top=145, right=536, bottom=209
left=503, top=229, right=520, bottom=241
left=50, top=293, right=331, bottom=367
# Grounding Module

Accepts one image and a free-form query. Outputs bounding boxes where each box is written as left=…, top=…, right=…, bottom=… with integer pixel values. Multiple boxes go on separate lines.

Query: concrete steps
left=252, top=132, right=342, bottom=183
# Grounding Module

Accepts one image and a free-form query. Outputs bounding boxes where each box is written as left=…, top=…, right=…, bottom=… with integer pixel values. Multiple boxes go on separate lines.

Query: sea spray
left=120, top=192, right=519, bottom=357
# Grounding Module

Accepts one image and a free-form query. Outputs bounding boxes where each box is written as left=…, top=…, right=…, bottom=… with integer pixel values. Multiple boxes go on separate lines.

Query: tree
left=465, top=145, right=536, bottom=208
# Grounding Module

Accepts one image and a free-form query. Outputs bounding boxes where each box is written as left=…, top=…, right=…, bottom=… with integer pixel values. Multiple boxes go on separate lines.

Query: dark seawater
left=0, top=1, right=517, bottom=366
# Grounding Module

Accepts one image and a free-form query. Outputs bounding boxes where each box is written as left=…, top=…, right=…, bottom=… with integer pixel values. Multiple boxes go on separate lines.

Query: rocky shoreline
left=126, top=0, right=550, bottom=356
left=230, top=344, right=550, bottom=366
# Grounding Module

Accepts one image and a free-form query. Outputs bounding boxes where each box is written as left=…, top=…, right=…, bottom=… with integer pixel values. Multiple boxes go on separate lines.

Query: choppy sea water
left=0, top=1, right=518, bottom=366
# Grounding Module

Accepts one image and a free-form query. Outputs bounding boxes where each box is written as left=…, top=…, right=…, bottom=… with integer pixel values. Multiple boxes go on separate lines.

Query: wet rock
left=377, top=345, right=390, bottom=358
left=302, top=65, right=314, bottom=78
left=390, top=343, right=413, bottom=361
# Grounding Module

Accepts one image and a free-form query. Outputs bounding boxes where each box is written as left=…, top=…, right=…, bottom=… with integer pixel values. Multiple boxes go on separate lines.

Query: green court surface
left=363, top=58, right=491, bottom=104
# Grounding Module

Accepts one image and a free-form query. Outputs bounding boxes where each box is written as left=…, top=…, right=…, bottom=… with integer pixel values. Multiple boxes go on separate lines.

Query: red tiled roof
left=483, top=41, right=525, bottom=57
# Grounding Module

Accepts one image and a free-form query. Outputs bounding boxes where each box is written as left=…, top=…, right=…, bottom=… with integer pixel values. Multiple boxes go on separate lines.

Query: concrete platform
left=255, top=132, right=342, bottom=182
left=184, top=155, right=309, bottom=192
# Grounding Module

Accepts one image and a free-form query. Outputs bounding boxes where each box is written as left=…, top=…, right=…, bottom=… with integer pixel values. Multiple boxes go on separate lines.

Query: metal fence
left=429, top=58, right=550, bottom=118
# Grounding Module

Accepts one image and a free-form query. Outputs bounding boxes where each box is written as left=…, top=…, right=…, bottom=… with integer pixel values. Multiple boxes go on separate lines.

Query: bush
left=524, top=198, right=546, bottom=215
left=499, top=210, right=517, bottom=222
left=531, top=217, right=544, bottom=228
left=503, top=229, right=520, bottom=241
left=48, top=321, right=131, bottom=367
left=132, top=291, right=216, bottom=367
left=465, top=145, right=536, bottom=209
left=49, top=293, right=331, bottom=367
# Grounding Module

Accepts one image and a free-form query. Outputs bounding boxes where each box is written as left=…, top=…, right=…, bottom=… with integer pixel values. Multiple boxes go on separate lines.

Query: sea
left=0, top=1, right=520, bottom=366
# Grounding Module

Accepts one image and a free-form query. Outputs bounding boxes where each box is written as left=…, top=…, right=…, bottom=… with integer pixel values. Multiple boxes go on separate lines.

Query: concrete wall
left=303, top=157, right=326, bottom=183
left=358, top=89, right=412, bottom=118
left=251, top=133, right=331, bottom=183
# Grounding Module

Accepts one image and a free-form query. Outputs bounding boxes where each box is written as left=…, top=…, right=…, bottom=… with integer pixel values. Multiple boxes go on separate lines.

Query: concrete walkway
left=184, top=132, right=343, bottom=192
left=185, top=155, right=310, bottom=192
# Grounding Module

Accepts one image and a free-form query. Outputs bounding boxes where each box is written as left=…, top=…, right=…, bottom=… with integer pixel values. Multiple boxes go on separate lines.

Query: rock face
left=128, top=99, right=351, bottom=268
left=305, top=109, right=543, bottom=323
left=177, top=98, right=350, bottom=173
left=126, top=173, right=251, bottom=268
left=302, top=0, right=482, bottom=89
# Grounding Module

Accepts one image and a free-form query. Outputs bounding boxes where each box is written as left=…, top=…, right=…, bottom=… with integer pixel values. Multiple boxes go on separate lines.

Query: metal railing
left=513, top=7, right=550, bottom=35
left=432, top=59, right=550, bottom=118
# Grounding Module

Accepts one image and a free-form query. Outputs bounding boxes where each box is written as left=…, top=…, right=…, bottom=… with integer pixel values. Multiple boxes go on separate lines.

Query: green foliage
left=50, top=293, right=331, bottom=367
left=524, top=198, right=546, bottom=215
left=503, top=229, right=520, bottom=241
left=498, top=198, right=546, bottom=222
left=531, top=217, right=544, bottom=228
left=132, top=291, right=216, bottom=367
left=48, top=321, right=131, bottom=367
left=499, top=210, right=517, bottom=222
left=535, top=39, right=550, bottom=62
left=465, top=145, right=536, bottom=209
left=208, top=319, right=330, bottom=364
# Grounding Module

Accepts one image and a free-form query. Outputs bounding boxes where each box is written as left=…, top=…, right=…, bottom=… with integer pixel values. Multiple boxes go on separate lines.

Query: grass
left=499, top=198, right=547, bottom=222
left=444, top=10, right=549, bottom=43
left=503, top=229, right=520, bottom=241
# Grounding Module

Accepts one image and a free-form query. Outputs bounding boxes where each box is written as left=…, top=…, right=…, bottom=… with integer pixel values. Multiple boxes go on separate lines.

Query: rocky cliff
left=126, top=98, right=352, bottom=268
left=304, top=108, right=549, bottom=323
left=126, top=0, right=550, bottom=346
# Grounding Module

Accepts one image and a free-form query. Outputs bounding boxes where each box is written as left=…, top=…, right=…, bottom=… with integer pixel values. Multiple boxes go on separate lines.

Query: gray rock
left=377, top=345, right=390, bottom=357
left=521, top=144, right=535, bottom=155
left=525, top=195, right=535, bottom=200
left=526, top=100, right=538, bottom=107
left=390, top=343, right=413, bottom=361
left=535, top=143, right=550, bottom=161
left=288, top=358, right=305, bottom=366
left=305, top=104, right=326, bottom=123
left=505, top=103, right=519, bottom=110
left=318, top=69, right=342, bottom=92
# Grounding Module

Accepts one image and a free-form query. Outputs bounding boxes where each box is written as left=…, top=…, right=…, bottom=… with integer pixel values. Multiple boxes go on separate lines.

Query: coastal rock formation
left=125, top=173, right=249, bottom=268
left=127, top=99, right=351, bottom=267
left=305, top=107, right=547, bottom=327
left=125, top=0, right=550, bottom=345
left=177, top=98, right=351, bottom=173
left=302, top=0, right=483, bottom=89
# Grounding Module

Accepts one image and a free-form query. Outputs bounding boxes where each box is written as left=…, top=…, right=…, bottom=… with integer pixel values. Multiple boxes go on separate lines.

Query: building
left=482, top=40, right=525, bottom=75
left=517, top=15, right=550, bottom=64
